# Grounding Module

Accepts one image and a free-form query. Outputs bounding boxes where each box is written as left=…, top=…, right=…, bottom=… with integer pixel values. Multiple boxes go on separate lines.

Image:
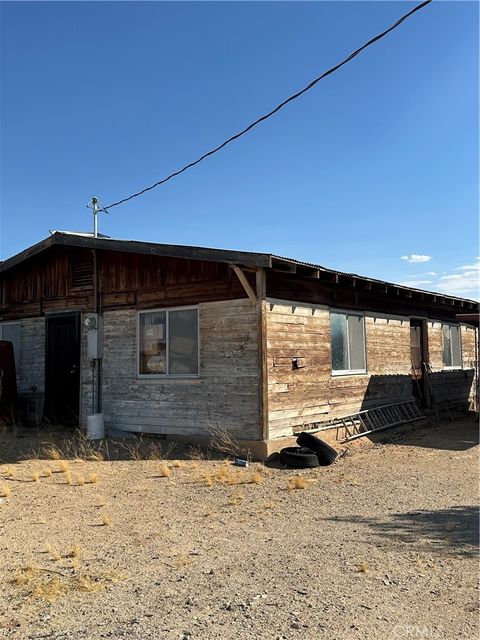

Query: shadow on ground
left=324, top=505, right=479, bottom=557
left=362, top=413, right=479, bottom=451
left=0, top=425, right=230, bottom=464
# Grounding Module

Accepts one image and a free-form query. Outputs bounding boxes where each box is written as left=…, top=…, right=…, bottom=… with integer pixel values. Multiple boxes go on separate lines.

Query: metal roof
left=0, top=231, right=478, bottom=308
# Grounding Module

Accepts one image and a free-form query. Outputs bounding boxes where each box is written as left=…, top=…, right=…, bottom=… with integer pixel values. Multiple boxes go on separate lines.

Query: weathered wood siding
left=461, top=325, right=477, bottom=370
left=426, top=322, right=477, bottom=409
left=80, top=299, right=261, bottom=439
left=0, top=245, right=252, bottom=320
left=265, top=301, right=414, bottom=439
left=16, top=318, right=46, bottom=394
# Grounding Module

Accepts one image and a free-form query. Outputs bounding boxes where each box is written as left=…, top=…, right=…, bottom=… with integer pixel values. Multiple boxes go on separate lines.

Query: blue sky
left=1, top=1, right=478, bottom=299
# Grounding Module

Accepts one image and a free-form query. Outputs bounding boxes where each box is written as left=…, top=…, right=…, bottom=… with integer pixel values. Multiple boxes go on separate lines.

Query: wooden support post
left=232, top=265, right=258, bottom=306
left=256, top=268, right=268, bottom=442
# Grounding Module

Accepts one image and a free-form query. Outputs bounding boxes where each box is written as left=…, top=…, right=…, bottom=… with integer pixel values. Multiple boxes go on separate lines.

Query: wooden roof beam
left=231, top=265, right=257, bottom=306
left=297, top=266, right=320, bottom=278
left=271, top=258, right=297, bottom=273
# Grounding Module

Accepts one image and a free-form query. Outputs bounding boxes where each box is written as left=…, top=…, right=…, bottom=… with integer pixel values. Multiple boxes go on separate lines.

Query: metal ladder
left=295, top=400, right=425, bottom=442
left=338, top=400, right=424, bottom=442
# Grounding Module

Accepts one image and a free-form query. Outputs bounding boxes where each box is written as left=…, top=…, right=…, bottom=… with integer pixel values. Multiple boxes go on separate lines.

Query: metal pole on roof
left=91, top=197, right=99, bottom=238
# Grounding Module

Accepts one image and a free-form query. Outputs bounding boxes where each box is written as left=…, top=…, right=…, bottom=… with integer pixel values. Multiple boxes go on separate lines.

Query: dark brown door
left=410, top=319, right=428, bottom=407
left=45, top=312, right=81, bottom=426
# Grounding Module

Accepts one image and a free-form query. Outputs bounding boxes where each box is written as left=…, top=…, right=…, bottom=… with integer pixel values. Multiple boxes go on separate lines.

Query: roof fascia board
left=0, top=233, right=272, bottom=273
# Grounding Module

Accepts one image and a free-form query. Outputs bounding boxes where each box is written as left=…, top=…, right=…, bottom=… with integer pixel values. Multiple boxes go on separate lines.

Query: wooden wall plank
left=80, top=299, right=261, bottom=440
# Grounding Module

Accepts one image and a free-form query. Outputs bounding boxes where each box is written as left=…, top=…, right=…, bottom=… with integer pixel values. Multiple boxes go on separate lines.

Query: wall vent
left=71, top=256, right=94, bottom=288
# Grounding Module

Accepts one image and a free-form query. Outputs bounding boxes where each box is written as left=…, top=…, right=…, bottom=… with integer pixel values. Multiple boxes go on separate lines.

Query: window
left=138, top=307, right=199, bottom=377
left=442, top=324, right=462, bottom=368
left=330, top=311, right=366, bottom=374
left=0, top=322, right=21, bottom=369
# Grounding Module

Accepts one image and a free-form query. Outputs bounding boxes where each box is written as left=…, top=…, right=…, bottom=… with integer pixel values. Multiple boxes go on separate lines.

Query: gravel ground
left=0, top=417, right=478, bottom=640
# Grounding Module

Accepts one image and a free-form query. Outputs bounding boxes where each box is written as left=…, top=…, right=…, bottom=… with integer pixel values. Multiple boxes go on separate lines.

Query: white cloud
left=401, top=254, right=432, bottom=263
left=399, top=279, right=433, bottom=288
left=454, top=261, right=480, bottom=271
left=435, top=258, right=480, bottom=297
left=405, top=271, right=437, bottom=278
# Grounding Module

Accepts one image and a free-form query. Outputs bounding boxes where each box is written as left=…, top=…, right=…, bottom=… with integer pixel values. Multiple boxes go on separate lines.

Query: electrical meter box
left=85, top=313, right=103, bottom=359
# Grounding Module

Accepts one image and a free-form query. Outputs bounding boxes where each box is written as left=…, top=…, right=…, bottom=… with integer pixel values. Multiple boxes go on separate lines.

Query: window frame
left=330, top=309, right=367, bottom=376
left=136, top=305, right=200, bottom=379
left=442, top=322, right=462, bottom=370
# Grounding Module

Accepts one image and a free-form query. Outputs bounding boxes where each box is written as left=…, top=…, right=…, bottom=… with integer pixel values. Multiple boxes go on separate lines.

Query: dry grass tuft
left=64, top=471, right=73, bottom=485
left=52, top=550, right=62, bottom=562
left=32, top=576, right=64, bottom=601
left=101, top=512, right=111, bottom=526
left=45, top=543, right=53, bottom=554
left=250, top=472, right=263, bottom=485
left=58, top=461, right=69, bottom=473
left=87, top=473, right=98, bottom=484
left=76, top=475, right=85, bottom=486
left=11, top=564, right=125, bottom=602
left=69, top=544, right=81, bottom=558
left=187, top=445, right=206, bottom=461
left=11, top=564, right=38, bottom=586
left=43, top=445, right=62, bottom=460
left=202, top=472, right=213, bottom=487
left=1, top=483, right=12, bottom=498
left=43, top=467, right=53, bottom=478
left=76, top=574, right=105, bottom=593
left=86, top=452, right=104, bottom=462
left=288, top=476, right=309, bottom=491
left=120, top=436, right=176, bottom=461
left=228, top=492, right=242, bottom=507
left=208, top=426, right=242, bottom=458
left=172, top=460, right=182, bottom=468
left=174, top=555, right=193, bottom=568
left=159, top=464, right=171, bottom=478
left=3, top=466, right=15, bottom=478
left=32, top=472, right=40, bottom=483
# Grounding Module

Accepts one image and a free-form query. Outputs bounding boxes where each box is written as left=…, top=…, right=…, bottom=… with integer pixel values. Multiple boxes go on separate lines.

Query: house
left=0, top=231, right=478, bottom=457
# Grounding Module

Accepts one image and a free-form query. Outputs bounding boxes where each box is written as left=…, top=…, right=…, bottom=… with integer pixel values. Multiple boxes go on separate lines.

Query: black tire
left=296, top=432, right=338, bottom=466
left=279, top=446, right=319, bottom=469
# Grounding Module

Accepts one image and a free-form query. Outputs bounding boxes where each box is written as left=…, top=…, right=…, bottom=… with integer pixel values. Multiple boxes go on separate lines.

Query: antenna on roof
left=88, top=196, right=107, bottom=237
left=91, top=197, right=99, bottom=238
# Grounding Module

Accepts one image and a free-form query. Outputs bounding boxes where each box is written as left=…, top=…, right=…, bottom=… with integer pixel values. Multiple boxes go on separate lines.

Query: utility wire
left=102, top=0, right=432, bottom=212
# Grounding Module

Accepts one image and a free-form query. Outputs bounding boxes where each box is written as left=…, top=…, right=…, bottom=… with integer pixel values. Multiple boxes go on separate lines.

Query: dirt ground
left=0, top=417, right=478, bottom=640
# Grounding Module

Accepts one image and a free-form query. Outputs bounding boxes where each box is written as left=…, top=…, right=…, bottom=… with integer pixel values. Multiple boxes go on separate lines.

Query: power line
left=102, top=0, right=432, bottom=212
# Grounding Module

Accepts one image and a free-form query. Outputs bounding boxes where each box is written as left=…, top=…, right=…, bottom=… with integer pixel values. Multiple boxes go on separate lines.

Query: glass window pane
left=331, top=313, right=348, bottom=371
left=348, top=314, right=366, bottom=371
left=451, top=325, right=461, bottom=367
left=139, top=311, right=166, bottom=374
left=168, top=309, right=199, bottom=375
left=442, top=325, right=452, bottom=367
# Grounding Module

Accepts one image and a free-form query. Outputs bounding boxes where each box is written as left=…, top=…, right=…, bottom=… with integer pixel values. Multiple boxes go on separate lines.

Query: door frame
left=409, top=316, right=430, bottom=409
left=44, top=311, right=81, bottom=426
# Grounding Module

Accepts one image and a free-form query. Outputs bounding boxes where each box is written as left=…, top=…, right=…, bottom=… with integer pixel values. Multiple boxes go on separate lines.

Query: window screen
left=168, top=309, right=199, bottom=375
left=330, top=312, right=366, bottom=373
left=139, top=311, right=166, bottom=374
left=443, top=324, right=461, bottom=368
left=138, top=308, right=198, bottom=376
left=330, top=313, right=348, bottom=371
